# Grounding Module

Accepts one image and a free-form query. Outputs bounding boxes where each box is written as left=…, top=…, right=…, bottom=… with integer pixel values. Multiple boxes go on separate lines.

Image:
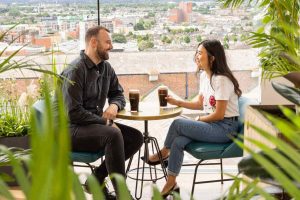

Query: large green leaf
left=152, top=185, right=164, bottom=200
left=0, top=81, right=100, bottom=199
left=262, top=108, right=300, bottom=149
left=228, top=106, right=300, bottom=199
left=223, top=174, right=275, bottom=199
left=0, top=177, right=14, bottom=200
left=85, top=175, right=103, bottom=200
left=112, top=174, right=131, bottom=200
left=219, top=0, right=300, bottom=80
left=244, top=138, right=300, bottom=183
left=248, top=124, right=300, bottom=167
left=271, top=82, right=300, bottom=105
left=240, top=142, right=300, bottom=199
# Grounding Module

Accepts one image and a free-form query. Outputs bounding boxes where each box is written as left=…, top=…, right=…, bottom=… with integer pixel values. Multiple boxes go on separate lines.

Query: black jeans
left=70, top=122, right=143, bottom=184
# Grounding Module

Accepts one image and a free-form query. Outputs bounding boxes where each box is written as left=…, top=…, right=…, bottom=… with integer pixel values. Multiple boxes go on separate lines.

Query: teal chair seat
left=185, top=142, right=232, bottom=160
left=184, top=96, right=258, bottom=196
left=71, top=151, right=104, bottom=164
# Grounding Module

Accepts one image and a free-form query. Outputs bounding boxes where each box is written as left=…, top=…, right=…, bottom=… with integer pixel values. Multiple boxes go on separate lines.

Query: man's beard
left=97, top=48, right=109, bottom=60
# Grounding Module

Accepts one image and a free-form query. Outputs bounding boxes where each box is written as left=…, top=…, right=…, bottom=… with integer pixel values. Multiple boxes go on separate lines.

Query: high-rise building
left=179, top=2, right=192, bottom=14
left=100, top=19, right=114, bottom=33
left=169, top=8, right=184, bottom=23
left=169, top=2, right=193, bottom=23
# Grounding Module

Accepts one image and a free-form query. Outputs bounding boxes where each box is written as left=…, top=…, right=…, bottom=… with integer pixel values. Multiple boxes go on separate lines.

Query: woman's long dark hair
left=195, top=39, right=242, bottom=97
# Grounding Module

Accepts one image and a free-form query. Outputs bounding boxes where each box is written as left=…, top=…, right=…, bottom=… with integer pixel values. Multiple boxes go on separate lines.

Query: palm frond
left=220, top=0, right=299, bottom=80
left=0, top=24, right=19, bottom=41
left=229, top=105, right=300, bottom=199
left=240, top=140, right=300, bottom=199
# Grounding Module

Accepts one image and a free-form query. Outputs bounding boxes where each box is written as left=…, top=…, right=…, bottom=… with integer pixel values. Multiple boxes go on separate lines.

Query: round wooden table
left=117, top=103, right=182, bottom=200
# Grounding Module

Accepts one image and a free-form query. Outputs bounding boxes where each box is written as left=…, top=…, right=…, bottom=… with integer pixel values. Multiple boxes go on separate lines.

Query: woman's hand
left=166, top=95, right=179, bottom=106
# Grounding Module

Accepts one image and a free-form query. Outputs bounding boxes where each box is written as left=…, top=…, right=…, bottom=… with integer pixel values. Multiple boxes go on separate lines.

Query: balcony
left=0, top=0, right=299, bottom=199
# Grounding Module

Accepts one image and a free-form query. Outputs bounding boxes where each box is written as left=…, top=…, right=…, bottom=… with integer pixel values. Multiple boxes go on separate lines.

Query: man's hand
left=103, top=104, right=119, bottom=120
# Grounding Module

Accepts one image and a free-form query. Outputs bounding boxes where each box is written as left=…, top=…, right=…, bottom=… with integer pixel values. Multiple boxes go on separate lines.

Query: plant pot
left=283, top=72, right=300, bottom=88
left=0, top=135, right=30, bottom=149
left=0, top=135, right=30, bottom=186
left=244, top=105, right=296, bottom=154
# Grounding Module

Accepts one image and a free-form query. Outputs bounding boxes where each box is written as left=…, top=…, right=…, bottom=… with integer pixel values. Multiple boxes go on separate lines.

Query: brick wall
left=118, top=72, right=199, bottom=100
left=0, top=70, right=257, bottom=100
left=233, top=70, right=258, bottom=94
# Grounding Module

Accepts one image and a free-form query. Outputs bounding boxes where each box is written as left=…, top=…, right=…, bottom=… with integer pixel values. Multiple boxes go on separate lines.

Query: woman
left=147, top=39, right=242, bottom=198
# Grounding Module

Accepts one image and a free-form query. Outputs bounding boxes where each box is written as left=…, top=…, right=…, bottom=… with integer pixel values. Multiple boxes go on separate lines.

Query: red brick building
left=169, top=2, right=193, bottom=23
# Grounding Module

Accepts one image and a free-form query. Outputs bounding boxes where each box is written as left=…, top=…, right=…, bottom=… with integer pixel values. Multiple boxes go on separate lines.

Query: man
left=59, top=26, right=143, bottom=199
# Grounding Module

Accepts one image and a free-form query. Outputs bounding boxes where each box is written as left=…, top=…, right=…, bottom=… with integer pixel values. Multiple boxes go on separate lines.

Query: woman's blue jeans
left=164, top=118, right=238, bottom=176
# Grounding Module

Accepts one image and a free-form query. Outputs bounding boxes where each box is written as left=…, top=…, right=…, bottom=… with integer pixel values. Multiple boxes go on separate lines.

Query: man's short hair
left=85, top=26, right=110, bottom=44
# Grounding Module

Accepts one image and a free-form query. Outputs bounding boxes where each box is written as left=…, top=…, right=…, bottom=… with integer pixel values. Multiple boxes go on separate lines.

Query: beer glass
left=129, top=89, right=140, bottom=112
left=158, top=86, right=168, bottom=107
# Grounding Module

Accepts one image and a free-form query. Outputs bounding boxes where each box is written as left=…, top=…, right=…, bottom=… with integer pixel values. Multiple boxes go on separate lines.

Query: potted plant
left=222, top=95, right=300, bottom=199
left=0, top=25, right=63, bottom=148
left=0, top=100, right=30, bottom=147
left=217, top=0, right=300, bottom=199
left=0, top=85, right=140, bottom=200
left=0, top=25, right=63, bottom=187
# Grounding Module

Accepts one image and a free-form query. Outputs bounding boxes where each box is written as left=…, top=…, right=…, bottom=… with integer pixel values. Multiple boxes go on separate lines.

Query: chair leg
left=220, top=158, right=224, bottom=184
left=126, top=156, right=133, bottom=177
left=191, top=159, right=203, bottom=197
left=72, top=161, right=96, bottom=186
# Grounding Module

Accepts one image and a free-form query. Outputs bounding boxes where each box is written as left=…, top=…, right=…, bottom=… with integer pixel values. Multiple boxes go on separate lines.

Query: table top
left=117, top=103, right=182, bottom=121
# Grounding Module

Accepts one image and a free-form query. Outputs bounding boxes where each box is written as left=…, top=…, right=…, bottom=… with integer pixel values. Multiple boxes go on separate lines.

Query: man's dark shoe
left=102, top=186, right=117, bottom=200
left=83, top=182, right=91, bottom=194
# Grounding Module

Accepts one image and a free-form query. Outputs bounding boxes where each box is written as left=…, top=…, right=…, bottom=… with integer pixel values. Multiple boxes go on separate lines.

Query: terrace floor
left=7, top=105, right=281, bottom=200
left=79, top=116, right=241, bottom=200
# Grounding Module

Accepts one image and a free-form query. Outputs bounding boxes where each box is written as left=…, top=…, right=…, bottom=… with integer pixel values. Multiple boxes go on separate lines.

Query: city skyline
left=0, top=0, right=256, bottom=55
left=0, top=0, right=261, bottom=106
left=0, top=0, right=215, bottom=3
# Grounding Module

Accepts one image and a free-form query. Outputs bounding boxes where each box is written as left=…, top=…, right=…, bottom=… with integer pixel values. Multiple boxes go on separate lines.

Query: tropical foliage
left=0, top=81, right=167, bottom=199
left=0, top=84, right=103, bottom=200
left=0, top=100, right=30, bottom=137
left=224, top=105, right=300, bottom=199
left=217, top=2, right=300, bottom=197
left=219, top=0, right=300, bottom=79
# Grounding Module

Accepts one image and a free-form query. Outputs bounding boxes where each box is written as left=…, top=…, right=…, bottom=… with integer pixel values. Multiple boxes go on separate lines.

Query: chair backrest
left=237, top=96, right=259, bottom=134
left=32, top=99, right=45, bottom=123
left=221, top=96, right=258, bottom=158
left=32, top=99, right=104, bottom=164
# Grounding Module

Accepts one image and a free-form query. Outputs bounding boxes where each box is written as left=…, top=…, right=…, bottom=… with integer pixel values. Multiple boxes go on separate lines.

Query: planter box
left=0, top=135, right=30, bottom=186
left=0, top=135, right=30, bottom=149
left=244, top=105, right=295, bottom=154
left=260, top=76, right=295, bottom=105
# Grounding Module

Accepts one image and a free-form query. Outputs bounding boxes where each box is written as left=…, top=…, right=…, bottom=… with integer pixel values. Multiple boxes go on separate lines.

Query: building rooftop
left=0, top=49, right=259, bottom=79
